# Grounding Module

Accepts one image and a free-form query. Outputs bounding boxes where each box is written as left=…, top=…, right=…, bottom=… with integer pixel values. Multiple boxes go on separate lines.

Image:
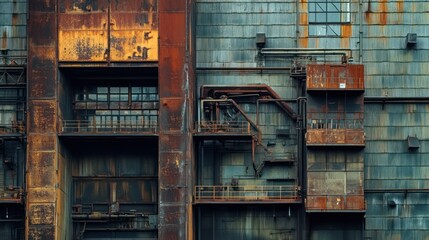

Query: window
left=308, top=0, right=351, bottom=36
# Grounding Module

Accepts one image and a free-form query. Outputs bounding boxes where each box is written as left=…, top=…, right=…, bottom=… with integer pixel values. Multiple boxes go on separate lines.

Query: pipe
left=197, top=67, right=292, bottom=72
left=261, top=48, right=352, bottom=57
left=200, top=99, right=260, bottom=133
left=72, top=214, right=139, bottom=220
left=364, top=97, right=429, bottom=103
left=261, top=49, right=350, bottom=57
left=359, top=0, right=363, bottom=63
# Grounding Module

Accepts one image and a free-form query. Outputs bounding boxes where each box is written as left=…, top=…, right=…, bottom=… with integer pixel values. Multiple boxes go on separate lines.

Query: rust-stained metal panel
left=307, top=64, right=365, bottom=91
left=306, top=195, right=365, bottom=211
left=159, top=12, right=185, bottom=46
left=28, top=101, right=56, bottom=133
left=27, top=152, right=56, bottom=188
left=29, top=0, right=56, bottom=12
left=159, top=47, right=185, bottom=98
left=26, top=188, right=57, bottom=203
left=58, top=0, right=158, bottom=62
left=159, top=98, right=185, bottom=132
left=158, top=0, right=193, bottom=239
left=306, top=129, right=365, bottom=146
left=28, top=13, right=56, bottom=46
left=28, top=48, right=56, bottom=98
left=58, top=0, right=109, bottom=61
left=28, top=226, right=56, bottom=240
left=110, top=0, right=158, bottom=61
left=27, top=134, right=56, bottom=151
left=28, top=204, right=55, bottom=225
left=159, top=152, right=186, bottom=187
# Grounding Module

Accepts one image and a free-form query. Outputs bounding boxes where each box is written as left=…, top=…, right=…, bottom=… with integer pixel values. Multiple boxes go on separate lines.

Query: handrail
left=194, top=185, right=299, bottom=201
left=61, top=119, right=158, bottom=133
left=196, top=121, right=251, bottom=134
left=0, top=121, right=25, bottom=133
left=307, top=118, right=364, bottom=129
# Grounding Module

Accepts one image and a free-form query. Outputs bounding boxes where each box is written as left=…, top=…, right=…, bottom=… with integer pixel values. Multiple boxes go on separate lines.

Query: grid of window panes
left=0, top=88, right=25, bottom=132
left=73, top=86, right=158, bottom=132
left=308, top=0, right=351, bottom=36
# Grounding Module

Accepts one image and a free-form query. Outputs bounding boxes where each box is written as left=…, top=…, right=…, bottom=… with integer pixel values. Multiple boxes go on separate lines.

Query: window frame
left=308, top=0, right=351, bottom=37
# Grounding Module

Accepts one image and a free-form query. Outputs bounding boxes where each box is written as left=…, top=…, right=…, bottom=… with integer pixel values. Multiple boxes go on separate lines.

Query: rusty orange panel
left=110, top=30, right=158, bottom=61
left=26, top=188, right=57, bottom=203
left=159, top=12, right=186, bottom=46
left=345, top=130, right=366, bottom=145
left=307, top=64, right=364, bottom=91
left=58, top=7, right=108, bottom=61
left=307, top=129, right=365, bottom=145
left=27, top=134, right=56, bottom=151
left=27, top=152, right=56, bottom=188
left=28, top=226, right=55, bottom=240
left=159, top=152, right=186, bottom=187
left=306, top=196, right=327, bottom=210
left=346, top=196, right=365, bottom=210
left=326, top=196, right=345, bottom=210
left=59, top=30, right=108, bottom=61
left=28, top=101, right=56, bottom=133
left=159, top=47, right=186, bottom=97
left=110, top=0, right=158, bottom=61
left=28, top=204, right=55, bottom=225
left=159, top=98, right=185, bottom=132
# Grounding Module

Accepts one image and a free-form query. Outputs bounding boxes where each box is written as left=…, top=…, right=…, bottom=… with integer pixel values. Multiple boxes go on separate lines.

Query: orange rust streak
left=397, top=0, right=404, bottom=13
left=364, top=1, right=372, bottom=24
left=379, top=2, right=387, bottom=25
left=300, top=13, right=308, bottom=25
left=341, top=25, right=352, bottom=38
left=299, top=38, right=308, bottom=49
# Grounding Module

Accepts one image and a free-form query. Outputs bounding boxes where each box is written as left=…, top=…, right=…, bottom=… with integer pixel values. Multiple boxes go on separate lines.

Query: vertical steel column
left=27, top=0, right=58, bottom=239
left=158, top=0, right=194, bottom=239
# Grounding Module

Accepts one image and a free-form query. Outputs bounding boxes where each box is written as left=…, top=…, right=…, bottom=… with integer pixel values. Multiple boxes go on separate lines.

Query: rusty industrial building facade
left=0, top=0, right=428, bottom=239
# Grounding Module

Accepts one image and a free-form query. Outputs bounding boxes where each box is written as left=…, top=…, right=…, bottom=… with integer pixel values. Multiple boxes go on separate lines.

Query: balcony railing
left=0, top=187, right=23, bottom=203
left=194, top=185, right=300, bottom=202
left=307, top=77, right=364, bottom=91
left=0, top=121, right=25, bottom=134
left=306, top=194, right=365, bottom=211
left=306, top=117, right=365, bottom=146
left=196, top=121, right=252, bottom=134
left=61, top=119, right=158, bottom=134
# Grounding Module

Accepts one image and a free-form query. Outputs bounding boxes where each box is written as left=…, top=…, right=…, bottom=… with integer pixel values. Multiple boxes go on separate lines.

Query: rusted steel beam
left=158, top=0, right=194, bottom=239
left=27, top=1, right=59, bottom=239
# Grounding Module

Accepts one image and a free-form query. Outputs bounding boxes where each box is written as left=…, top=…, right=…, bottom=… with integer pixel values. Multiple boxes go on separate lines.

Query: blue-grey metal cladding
left=363, top=0, right=429, bottom=239
left=0, top=0, right=27, bottom=56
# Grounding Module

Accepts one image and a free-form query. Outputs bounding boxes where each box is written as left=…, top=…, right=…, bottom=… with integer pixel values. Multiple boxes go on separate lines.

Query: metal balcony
left=60, top=119, right=158, bottom=135
left=306, top=117, right=365, bottom=147
left=194, top=185, right=301, bottom=204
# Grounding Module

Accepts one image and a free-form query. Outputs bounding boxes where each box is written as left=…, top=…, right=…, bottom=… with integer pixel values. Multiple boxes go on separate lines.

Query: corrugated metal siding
left=363, top=0, right=429, bottom=238
left=196, top=1, right=297, bottom=68
left=0, top=0, right=27, bottom=56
